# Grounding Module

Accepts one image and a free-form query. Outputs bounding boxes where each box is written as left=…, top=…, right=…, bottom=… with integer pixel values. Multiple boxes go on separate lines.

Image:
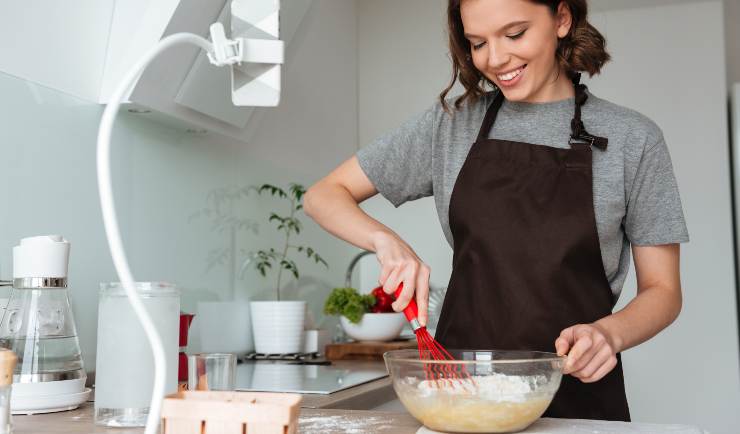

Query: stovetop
left=234, top=355, right=388, bottom=394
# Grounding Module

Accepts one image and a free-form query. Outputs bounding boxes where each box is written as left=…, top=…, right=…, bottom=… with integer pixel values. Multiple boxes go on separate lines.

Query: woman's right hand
left=371, top=231, right=430, bottom=327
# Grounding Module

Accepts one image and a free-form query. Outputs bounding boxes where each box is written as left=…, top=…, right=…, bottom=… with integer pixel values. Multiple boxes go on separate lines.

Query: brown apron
left=435, top=79, right=631, bottom=421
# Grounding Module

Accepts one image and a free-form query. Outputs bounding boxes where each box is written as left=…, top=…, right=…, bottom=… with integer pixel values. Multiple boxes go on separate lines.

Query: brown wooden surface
left=325, top=339, right=416, bottom=360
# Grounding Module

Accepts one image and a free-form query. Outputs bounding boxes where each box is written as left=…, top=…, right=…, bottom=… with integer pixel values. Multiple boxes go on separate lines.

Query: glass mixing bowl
left=384, top=349, right=565, bottom=433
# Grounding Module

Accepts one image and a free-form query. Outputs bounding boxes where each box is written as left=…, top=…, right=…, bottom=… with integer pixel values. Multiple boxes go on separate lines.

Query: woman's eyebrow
left=464, top=20, right=530, bottom=39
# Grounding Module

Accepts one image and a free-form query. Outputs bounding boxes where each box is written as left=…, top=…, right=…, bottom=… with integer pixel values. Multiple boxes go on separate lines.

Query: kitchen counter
left=11, top=360, right=707, bottom=433
left=12, top=404, right=422, bottom=434
left=11, top=402, right=709, bottom=434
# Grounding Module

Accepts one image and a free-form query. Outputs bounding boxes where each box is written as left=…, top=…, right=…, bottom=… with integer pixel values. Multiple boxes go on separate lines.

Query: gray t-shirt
left=357, top=90, right=689, bottom=299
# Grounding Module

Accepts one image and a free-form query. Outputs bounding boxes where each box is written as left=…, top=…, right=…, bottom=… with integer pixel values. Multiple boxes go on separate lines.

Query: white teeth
left=497, top=67, right=523, bottom=81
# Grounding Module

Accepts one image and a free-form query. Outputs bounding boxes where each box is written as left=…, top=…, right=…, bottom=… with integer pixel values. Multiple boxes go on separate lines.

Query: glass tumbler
left=187, top=353, right=236, bottom=391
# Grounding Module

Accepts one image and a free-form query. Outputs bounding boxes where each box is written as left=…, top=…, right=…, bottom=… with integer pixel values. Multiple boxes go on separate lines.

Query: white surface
left=303, top=329, right=330, bottom=353
left=416, top=417, right=708, bottom=434
left=126, top=0, right=314, bottom=140
left=250, top=301, right=306, bottom=354
left=195, top=301, right=254, bottom=354
left=12, top=236, right=70, bottom=279
left=234, top=362, right=387, bottom=394
left=357, top=1, right=739, bottom=433
left=0, top=0, right=114, bottom=102
left=340, top=313, right=406, bottom=342
left=11, top=388, right=91, bottom=415
left=11, top=378, right=86, bottom=400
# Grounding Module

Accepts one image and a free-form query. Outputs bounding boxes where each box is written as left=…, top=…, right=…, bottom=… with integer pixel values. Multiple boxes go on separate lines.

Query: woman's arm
left=555, top=244, right=682, bottom=382
left=304, top=156, right=432, bottom=325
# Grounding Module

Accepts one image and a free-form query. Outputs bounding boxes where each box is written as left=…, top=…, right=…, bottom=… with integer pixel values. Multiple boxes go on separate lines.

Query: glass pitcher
left=0, top=235, right=87, bottom=414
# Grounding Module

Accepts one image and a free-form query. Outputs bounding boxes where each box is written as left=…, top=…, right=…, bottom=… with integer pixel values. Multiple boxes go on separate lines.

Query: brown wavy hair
left=440, top=0, right=610, bottom=112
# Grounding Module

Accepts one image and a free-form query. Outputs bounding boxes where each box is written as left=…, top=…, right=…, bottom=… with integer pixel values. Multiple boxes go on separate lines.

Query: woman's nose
left=487, top=41, right=511, bottom=70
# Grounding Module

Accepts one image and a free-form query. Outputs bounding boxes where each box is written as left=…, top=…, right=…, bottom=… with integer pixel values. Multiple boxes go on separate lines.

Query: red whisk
left=393, top=283, right=474, bottom=389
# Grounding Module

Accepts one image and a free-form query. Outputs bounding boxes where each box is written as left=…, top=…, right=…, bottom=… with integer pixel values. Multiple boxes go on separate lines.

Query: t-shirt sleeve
left=625, top=131, right=690, bottom=245
left=356, top=105, right=435, bottom=207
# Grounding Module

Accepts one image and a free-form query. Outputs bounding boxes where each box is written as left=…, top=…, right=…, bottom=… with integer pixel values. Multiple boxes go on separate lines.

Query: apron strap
left=476, top=90, right=506, bottom=142
left=476, top=74, right=609, bottom=151
left=570, top=73, right=608, bottom=150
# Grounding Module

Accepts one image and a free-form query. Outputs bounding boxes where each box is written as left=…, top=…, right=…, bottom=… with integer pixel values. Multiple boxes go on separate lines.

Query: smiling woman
left=303, top=0, right=688, bottom=425
left=441, top=0, right=609, bottom=107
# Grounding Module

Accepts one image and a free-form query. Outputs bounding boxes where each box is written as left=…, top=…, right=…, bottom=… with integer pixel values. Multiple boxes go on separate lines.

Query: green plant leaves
left=324, top=287, right=376, bottom=323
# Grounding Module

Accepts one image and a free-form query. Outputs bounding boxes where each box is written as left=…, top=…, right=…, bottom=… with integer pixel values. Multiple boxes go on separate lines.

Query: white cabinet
left=0, top=0, right=313, bottom=141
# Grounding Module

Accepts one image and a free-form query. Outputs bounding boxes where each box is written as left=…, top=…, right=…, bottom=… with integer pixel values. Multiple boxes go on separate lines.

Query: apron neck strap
left=475, top=73, right=608, bottom=151
left=570, top=73, right=608, bottom=150
left=476, top=90, right=506, bottom=142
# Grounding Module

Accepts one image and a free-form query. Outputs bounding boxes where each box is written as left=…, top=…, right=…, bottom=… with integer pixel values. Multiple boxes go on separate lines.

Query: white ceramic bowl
left=340, top=312, right=407, bottom=342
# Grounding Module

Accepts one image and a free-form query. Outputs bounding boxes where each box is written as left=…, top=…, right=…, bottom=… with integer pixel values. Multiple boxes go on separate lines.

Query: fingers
left=564, top=333, right=592, bottom=374
left=580, top=353, right=618, bottom=383
left=415, top=264, right=431, bottom=326
left=555, top=326, right=575, bottom=357
left=382, top=266, right=402, bottom=296
left=392, top=263, right=419, bottom=312
left=557, top=324, right=619, bottom=383
left=574, top=345, right=614, bottom=381
left=373, top=236, right=430, bottom=317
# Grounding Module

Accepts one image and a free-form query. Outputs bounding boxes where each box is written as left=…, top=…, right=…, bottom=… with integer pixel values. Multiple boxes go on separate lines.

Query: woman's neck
left=522, top=68, right=576, bottom=103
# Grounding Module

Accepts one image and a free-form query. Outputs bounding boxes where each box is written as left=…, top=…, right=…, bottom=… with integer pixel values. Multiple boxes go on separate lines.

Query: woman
left=304, top=0, right=688, bottom=420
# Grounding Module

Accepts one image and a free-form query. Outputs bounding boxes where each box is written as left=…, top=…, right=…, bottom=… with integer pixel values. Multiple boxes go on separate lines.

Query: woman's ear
left=556, top=1, right=573, bottom=39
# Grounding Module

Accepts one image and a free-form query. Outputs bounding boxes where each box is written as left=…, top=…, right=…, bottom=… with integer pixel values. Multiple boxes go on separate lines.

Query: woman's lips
left=496, top=64, right=527, bottom=88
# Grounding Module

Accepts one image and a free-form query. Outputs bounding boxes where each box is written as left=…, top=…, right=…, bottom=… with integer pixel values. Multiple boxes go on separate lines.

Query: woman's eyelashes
left=507, top=29, right=527, bottom=40
left=470, top=29, right=527, bottom=50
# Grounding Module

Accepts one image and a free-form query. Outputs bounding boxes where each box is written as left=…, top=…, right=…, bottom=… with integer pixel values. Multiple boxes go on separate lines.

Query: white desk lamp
left=96, top=2, right=283, bottom=433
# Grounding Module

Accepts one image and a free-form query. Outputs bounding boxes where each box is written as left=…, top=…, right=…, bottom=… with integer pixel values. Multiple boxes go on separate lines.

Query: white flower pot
left=250, top=301, right=306, bottom=354
left=340, top=312, right=406, bottom=342
left=195, top=301, right=254, bottom=354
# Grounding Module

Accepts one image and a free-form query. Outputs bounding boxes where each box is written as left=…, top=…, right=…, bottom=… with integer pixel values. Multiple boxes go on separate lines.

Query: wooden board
left=325, top=339, right=417, bottom=360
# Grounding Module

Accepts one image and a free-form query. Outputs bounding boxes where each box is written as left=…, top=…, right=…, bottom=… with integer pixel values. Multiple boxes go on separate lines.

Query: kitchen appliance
left=0, top=235, right=90, bottom=414
left=235, top=361, right=387, bottom=395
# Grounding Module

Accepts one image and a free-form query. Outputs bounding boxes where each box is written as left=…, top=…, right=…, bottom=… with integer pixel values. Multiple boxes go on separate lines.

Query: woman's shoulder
left=585, top=92, right=664, bottom=150
left=432, top=90, right=496, bottom=128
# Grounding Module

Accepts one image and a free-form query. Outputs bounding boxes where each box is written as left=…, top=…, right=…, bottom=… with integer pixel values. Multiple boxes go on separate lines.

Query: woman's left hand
left=554, top=323, right=618, bottom=383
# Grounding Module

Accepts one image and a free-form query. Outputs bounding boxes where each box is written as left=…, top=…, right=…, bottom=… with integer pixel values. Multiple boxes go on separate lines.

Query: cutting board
left=324, top=339, right=416, bottom=360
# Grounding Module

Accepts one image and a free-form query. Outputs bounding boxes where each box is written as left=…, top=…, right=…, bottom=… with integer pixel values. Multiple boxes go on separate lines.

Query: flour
left=414, top=373, right=545, bottom=403
left=300, top=415, right=394, bottom=433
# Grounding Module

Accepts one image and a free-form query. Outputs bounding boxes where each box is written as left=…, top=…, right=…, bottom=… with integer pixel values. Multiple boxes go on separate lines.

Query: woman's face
left=461, top=0, right=572, bottom=102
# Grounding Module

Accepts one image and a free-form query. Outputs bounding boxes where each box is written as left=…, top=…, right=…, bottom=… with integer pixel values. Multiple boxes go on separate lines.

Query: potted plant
left=241, top=183, right=328, bottom=354
left=324, top=287, right=406, bottom=342
left=189, top=185, right=259, bottom=354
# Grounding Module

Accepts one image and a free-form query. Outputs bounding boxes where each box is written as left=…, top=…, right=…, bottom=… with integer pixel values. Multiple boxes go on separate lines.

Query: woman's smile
left=496, top=64, right=527, bottom=87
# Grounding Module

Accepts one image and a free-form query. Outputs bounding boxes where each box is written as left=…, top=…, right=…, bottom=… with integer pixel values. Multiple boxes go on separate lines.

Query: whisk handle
left=393, top=283, right=421, bottom=330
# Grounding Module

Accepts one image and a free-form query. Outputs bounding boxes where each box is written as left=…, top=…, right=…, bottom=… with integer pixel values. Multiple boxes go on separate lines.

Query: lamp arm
left=96, top=32, right=213, bottom=434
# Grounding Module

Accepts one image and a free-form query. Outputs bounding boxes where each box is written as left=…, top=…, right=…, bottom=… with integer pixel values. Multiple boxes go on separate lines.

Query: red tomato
left=371, top=286, right=395, bottom=313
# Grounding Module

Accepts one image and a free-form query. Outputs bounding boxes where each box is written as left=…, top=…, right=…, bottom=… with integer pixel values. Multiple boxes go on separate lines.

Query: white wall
left=357, top=1, right=740, bottom=433
left=586, top=4, right=739, bottom=432
left=0, top=0, right=357, bottom=370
